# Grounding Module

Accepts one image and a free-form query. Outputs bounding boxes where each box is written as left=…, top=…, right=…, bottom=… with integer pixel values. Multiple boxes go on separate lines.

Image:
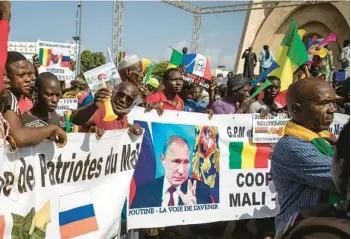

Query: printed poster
left=127, top=107, right=349, bottom=229
left=84, top=62, right=121, bottom=95
left=56, top=98, right=78, bottom=117
left=182, top=73, right=212, bottom=89
left=252, top=113, right=290, bottom=143
left=37, top=40, right=75, bottom=81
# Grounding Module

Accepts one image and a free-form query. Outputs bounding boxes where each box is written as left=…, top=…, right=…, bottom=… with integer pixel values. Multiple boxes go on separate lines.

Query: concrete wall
left=234, top=1, right=350, bottom=74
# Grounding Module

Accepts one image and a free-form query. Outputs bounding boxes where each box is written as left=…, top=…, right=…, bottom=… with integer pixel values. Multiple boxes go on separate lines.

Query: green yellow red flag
left=269, top=18, right=309, bottom=91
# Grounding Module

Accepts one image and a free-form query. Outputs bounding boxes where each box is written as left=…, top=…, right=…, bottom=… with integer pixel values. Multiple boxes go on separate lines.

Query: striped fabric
left=8, top=91, right=20, bottom=115
left=271, top=133, right=338, bottom=234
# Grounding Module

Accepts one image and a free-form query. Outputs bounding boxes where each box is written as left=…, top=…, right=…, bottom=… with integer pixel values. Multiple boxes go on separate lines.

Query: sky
left=9, top=1, right=247, bottom=70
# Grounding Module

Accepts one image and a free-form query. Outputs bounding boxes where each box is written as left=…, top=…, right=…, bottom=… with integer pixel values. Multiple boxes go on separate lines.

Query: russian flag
left=59, top=190, right=99, bottom=239
left=0, top=215, right=4, bottom=238
left=183, top=53, right=212, bottom=80
left=60, top=56, right=71, bottom=68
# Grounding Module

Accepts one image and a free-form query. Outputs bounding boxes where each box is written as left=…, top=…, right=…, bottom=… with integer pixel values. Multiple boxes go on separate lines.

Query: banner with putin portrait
left=126, top=107, right=349, bottom=230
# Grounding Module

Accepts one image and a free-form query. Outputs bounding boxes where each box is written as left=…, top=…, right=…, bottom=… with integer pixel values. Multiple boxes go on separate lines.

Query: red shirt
left=0, top=20, right=9, bottom=91
left=19, top=97, right=33, bottom=114
left=145, top=91, right=184, bottom=111
left=92, top=107, right=128, bottom=130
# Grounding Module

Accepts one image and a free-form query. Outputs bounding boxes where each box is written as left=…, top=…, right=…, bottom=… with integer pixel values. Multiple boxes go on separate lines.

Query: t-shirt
left=21, top=111, right=61, bottom=128
left=19, top=97, right=33, bottom=114
left=184, top=99, right=207, bottom=112
left=247, top=99, right=283, bottom=113
left=78, top=90, right=94, bottom=108
left=91, top=107, right=128, bottom=131
left=211, top=99, right=239, bottom=114
left=0, top=112, right=10, bottom=148
left=145, top=91, right=183, bottom=111
left=0, top=91, right=20, bottom=116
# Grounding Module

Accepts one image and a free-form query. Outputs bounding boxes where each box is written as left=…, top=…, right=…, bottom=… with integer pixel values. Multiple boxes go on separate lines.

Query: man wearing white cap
left=118, top=55, right=150, bottom=103
left=118, top=55, right=143, bottom=84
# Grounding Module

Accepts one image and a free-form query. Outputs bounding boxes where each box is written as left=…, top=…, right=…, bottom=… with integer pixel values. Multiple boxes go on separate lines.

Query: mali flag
left=229, top=142, right=271, bottom=169
left=269, top=18, right=309, bottom=106
left=167, top=49, right=183, bottom=69
left=39, top=48, right=52, bottom=67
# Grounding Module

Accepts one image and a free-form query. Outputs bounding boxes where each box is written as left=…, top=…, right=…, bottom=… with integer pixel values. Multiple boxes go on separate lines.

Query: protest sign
left=0, top=130, right=143, bottom=239
left=84, top=62, right=121, bottom=95
left=56, top=98, right=78, bottom=117
left=252, top=113, right=290, bottom=143
left=37, top=40, right=75, bottom=81
left=183, top=73, right=212, bottom=89
left=127, top=107, right=349, bottom=229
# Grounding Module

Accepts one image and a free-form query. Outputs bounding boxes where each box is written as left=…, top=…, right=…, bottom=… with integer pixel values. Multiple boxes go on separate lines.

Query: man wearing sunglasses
left=71, top=81, right=142, bottom=136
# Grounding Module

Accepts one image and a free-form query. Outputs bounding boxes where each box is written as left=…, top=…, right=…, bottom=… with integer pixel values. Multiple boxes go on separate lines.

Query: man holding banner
left=71, top=81, right=142, bottom=135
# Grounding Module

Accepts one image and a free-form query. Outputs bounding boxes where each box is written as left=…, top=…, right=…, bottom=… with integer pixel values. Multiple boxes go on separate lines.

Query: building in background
left=8, top=41, right=77, bottom=61
left=234, top=0, right=350, bottom=74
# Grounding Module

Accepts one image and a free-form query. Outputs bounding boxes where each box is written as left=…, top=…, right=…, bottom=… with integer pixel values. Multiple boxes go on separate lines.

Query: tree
left=152, top=61, right=169, bottom=83
left=80, top=50, right=106, bottom=74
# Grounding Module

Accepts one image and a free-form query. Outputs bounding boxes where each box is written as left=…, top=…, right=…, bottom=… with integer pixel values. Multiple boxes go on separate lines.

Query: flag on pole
left=167, top=49, right=183, bottom=69
left=250, top=61, right=279, bottom=87
left=250, top=79, right=273, bottom=99
left=182, top=53, right=212, bottom=80
left=269, top=18, right=309, bottom=92
left=141, top=58, right=152, bottom=73
left=118, top=51, right=126, bottom=62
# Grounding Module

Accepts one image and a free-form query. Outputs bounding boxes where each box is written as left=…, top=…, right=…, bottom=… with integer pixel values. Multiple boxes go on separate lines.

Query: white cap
left=118, top=55, right=140, bottom=71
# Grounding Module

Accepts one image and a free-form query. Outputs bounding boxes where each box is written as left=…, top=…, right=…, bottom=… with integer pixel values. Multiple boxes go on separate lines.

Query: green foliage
left=152, top=61, right=169, bottom=83
left=80, top=50, right=106, bottom=74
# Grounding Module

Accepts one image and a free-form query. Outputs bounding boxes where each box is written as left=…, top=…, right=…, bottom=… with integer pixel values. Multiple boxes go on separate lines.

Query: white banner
left=0, top=130, right=143, bottom=239
left=126, top=107, right=349, bottom=230
left=37, top=40, right=75, bottom=81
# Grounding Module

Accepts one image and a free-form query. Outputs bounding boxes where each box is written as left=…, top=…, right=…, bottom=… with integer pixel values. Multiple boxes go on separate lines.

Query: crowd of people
left=0, top=1, right=350, bottom=239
